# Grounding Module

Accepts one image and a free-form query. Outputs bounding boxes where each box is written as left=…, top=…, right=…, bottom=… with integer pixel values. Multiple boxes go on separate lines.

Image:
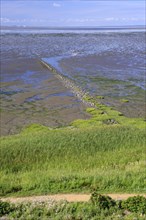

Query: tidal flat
left=0, top=58, right=88, bottom=136
left=0, top=30, right=145, bottom=136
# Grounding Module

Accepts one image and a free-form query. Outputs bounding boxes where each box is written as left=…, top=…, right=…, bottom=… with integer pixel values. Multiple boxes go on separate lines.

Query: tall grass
left=0, top=124, right=145, bottom=196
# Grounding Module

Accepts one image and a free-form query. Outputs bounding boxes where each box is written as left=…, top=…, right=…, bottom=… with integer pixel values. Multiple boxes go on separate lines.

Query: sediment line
left=41, top=60, right=95, bottom=107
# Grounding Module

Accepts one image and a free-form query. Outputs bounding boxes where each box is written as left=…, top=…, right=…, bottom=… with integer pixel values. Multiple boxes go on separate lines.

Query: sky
left=1, top=0, right=145, bottom=27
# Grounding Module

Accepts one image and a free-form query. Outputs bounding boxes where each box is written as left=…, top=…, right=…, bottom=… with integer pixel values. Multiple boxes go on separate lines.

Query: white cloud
left=0, top=17, right=11, bottom=23
left=65, top=18, right=98, bottom=23
left=105, top=17, right=115, bottom=21
left=104, top=17, right=140, bottom=22
left=53, top=3, right=61, bottom=7
left=0, top=17, right=25, bottom=23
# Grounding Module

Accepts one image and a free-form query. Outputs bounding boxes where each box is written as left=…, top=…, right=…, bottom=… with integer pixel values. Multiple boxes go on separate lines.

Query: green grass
left=0, top=97, right=146, bottom=196
left=0, top=124, right=145, bottom=196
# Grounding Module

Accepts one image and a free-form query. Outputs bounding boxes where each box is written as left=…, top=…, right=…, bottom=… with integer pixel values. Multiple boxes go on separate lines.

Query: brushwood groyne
left=41, top=59, right=96, bottom=107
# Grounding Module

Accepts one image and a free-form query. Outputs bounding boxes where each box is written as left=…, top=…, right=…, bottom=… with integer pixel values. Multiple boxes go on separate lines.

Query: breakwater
left=41, top=59, right=95, bottom=107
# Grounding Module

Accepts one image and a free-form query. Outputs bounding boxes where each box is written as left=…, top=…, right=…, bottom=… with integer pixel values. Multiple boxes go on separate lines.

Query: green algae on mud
left=72, top=106, right=145, bottom=129
left=71, top=94, right=145, bottom=129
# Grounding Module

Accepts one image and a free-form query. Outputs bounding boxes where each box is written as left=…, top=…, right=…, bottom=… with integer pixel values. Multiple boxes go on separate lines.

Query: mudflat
left=0, top=58, right=89, bottom=136
left=1, top=31, right=145, bottom=135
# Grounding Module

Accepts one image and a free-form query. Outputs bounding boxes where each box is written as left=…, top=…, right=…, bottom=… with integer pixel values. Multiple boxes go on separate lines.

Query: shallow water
left=0, top=30, right=145, bottom=135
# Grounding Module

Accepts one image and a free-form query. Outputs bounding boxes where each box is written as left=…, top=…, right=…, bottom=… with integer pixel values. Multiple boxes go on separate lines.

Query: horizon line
left=1, top=24, right=145, bottom=29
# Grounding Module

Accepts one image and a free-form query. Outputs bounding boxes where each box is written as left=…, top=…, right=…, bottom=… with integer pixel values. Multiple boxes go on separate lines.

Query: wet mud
left=58, top=54, right=145, bottom=118
left=0, top=31, right=145, bottom=135
left=0, top=59, right=89, bottom=136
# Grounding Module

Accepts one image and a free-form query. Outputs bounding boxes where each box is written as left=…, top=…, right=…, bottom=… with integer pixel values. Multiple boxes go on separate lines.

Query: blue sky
left=1, top=0, right=145, bottom=27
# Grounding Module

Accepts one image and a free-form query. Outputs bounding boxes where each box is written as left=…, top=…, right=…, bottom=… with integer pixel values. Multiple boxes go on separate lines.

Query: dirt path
left=1, top=193, right=146, bottom=203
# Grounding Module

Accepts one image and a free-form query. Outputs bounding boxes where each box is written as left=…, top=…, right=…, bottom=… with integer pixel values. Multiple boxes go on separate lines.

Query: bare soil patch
left=2, top=193, right=146, bottom=203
